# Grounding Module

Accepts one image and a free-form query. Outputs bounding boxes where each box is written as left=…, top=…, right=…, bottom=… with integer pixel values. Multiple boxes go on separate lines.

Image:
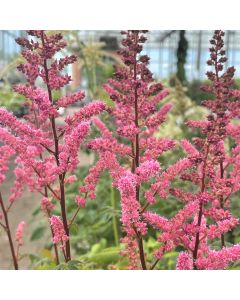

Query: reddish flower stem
left=44, top=187, right=60, bottom=265
left=150, top=259, right=159, bottom=270
left=131, top=31, right=147, bottom=270
left=0, top=191, right=18, bottom=270
left=213, top=46, right=226, bottom=248
left=219, top=161, right=225, bottom=247
left=32, top=102, right=60, bottom=265
left=192, top=143, right=210, bottom=269
left=68, top=206, right=81, bottom=227
left=41, top=32, right=71, bottom=262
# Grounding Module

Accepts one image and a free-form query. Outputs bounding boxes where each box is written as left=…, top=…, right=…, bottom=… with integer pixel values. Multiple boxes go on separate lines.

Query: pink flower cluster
left=50, top=216, right=69, bottom=244
left=195, top=245, right=240, bottom=270
left=15, top=221, right=26, bottom=246
left=0, top=145, right=15, bottom=184
left=117, top=172, right=147, bottom=236
left=57, top=91, right=85, bottom=108
left=41, top=197, right=55, bottom=214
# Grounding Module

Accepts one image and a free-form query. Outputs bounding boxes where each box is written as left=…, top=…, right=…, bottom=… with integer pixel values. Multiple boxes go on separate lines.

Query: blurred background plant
left=0, top=55, right=26, bottom=115
left=60, top=30, right=121, bottom=99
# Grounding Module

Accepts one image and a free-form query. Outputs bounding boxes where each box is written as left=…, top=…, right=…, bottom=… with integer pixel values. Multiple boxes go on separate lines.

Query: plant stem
left=32, top=101, right=60, bottom=265
left=150, top=259, right=159, bottom=270
left=44, top=187, right=60, bottom=265
left=59, top=175, right=71, bottom=261
left=193, top=144, right=209, bottom=269
left=49, top=214, right=60, bottom=265
left=213, top=47, right=225, bottom=248
left=110, top=183, right=119, bottom=246
left=0, top=192, right=18, bottom=270
left=131, top=31, right=147, bottom=270
left=69, top=206, right=81, bottom=227
left=219, top=161, right=225, bottom=248
left=0, top=221, right=6, bottom=230
left=41, top=31, right=71, bottom=262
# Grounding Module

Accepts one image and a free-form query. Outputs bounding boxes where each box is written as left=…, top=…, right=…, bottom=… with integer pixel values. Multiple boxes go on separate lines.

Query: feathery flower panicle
left=65, top=101, right=106, bottom=126
left=75, top=196, right=86, bottom=207
left=181, top=139, right=201, bottom=161
left=195, top=245, right=240, bottom=270
left=85, top=30, right=177, bottom=269
left=117, top=172, right=147, bottom=236
left=41, top=197, right=55, bottom=214
left=64, top=175, right=77, bottom=184
left=145, top=158, right=192, bottom=201
left=176, top=252, right=193, bottom=270
left=143, top=212, right=169, bottom=231
left=140, top=137, right=176, bottom=161
left=145, top=103, right=173, bottom=129
left=0, top=145, right=15, bottom=185
left=59, top=121, right=90, bottom=172
left=15, top=221, right=26, bottom=246
left=135, top=160, right=160, bottom=184
left=57, top=91, right=85, bottom=108
left=50, top=216, right=69, bottom=244
left=13, top=85, right=58, bottom=119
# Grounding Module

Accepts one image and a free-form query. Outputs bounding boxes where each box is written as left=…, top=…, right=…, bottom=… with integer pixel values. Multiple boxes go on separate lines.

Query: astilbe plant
left=144, top=30, right=240, bottom=270
left=80, top=30, right=191, bottom=269
left=0, top=30, right=106, bottom=266
left=1, top=29, right=240, bottom=270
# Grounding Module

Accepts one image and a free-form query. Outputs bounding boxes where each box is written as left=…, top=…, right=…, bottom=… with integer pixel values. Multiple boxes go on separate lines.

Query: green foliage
left=0, top=84, right=25, bottom=112
left=157, top=252, right=179, bottom=270
left=29, top=250, right=57, bottom=270
left=78, top=238, right=125, bottom=269
left=0, top=54, right=26, bottom=114
left=46, top=166, right=121, bottom=261
left=30, top=226, right=46, bottom=241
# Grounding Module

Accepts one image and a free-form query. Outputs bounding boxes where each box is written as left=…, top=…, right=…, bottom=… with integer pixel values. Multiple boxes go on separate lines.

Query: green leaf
left=69, top=223, right=79, bottom=236
left=30, top=226, right=46, bottom=241
left=32, top=206, right=41, bottom=216
left=88, top=247, right=120, bottom=265
left=55, top=263, right=69, bottom=270
left=90, top=238, right=107, bottom=255
left=67, top=260, right=81, bottom=270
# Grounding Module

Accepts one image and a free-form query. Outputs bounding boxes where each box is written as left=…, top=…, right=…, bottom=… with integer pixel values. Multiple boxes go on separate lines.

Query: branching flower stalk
left=0, top=30, right=106, bottom=265
left=29, top=84, right=60, bottom=264
left=144, top=30, right=240, bottom=270
left=190, top=30, right=239, bottom=268
left=0, top=192, right=18, bottom=270
left=82, top=30, right=177, bottom=269
left=39, top=31, right=71, bottom=260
